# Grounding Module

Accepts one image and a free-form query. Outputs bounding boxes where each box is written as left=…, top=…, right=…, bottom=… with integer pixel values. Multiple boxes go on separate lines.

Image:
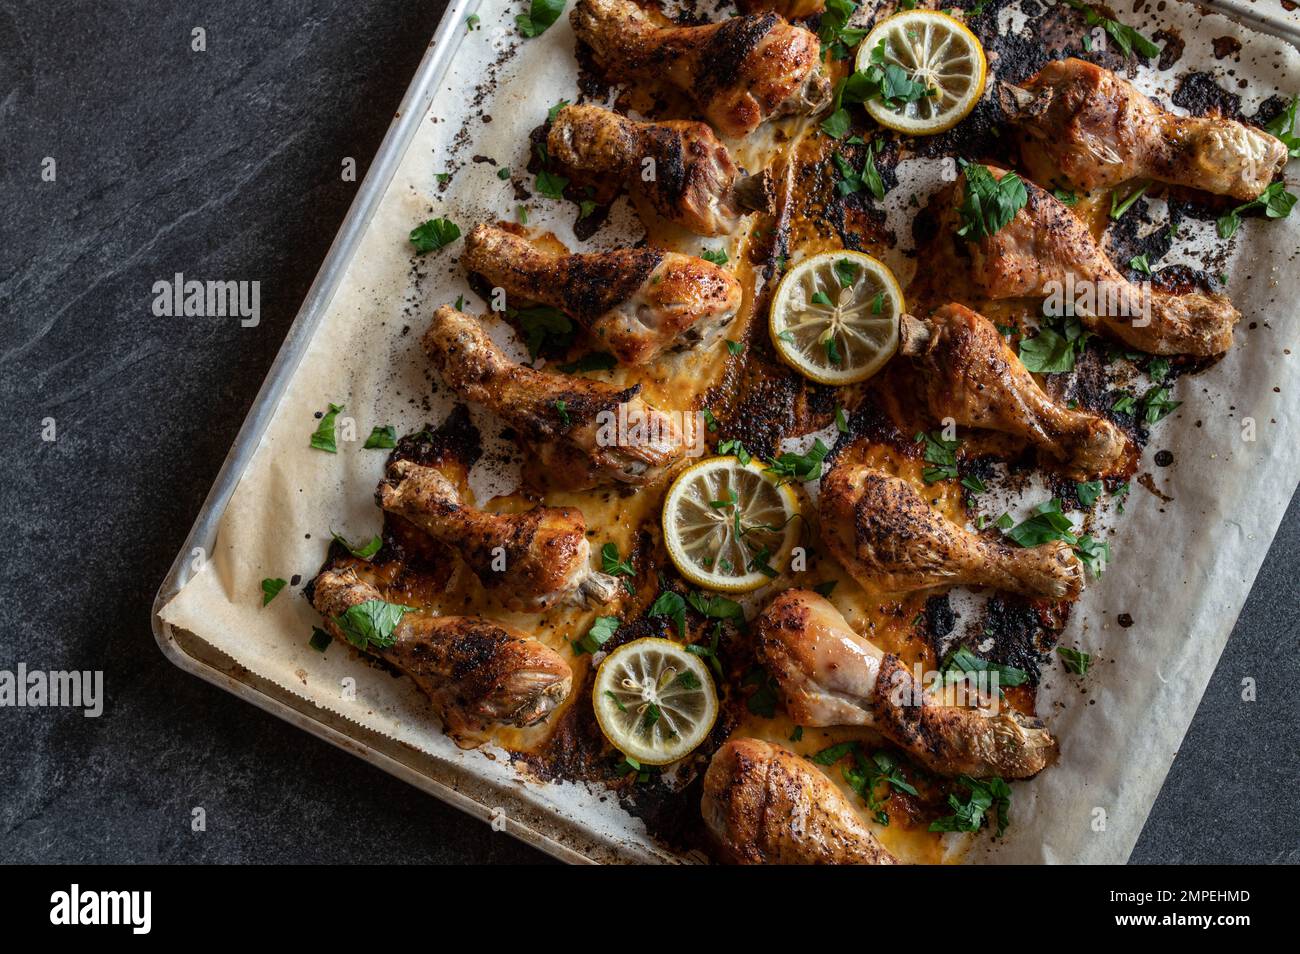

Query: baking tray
left=153, top=0, right=1300, bottom=865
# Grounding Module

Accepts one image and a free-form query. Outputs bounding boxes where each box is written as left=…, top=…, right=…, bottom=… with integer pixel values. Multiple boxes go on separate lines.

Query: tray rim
left=152, top=0, right=1300, bottom=866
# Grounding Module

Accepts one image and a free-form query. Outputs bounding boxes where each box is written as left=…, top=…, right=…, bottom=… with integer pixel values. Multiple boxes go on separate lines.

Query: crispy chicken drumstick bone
left=572, top=0, right=830, bottom=139
left=900, top=303, right=1131, bottom=479
left=312, top=569, right=572, bottom=736
left=756, top=590, right=1058, bottom=778
left=547, top=104, right=764, bottom=235
left=936, top=165, right=1240, bottom=356
left=1001, top=58, right=1288, bottom=200
left=820, top=463, right=1085, bottom=600
left=461, top=224, right=741, bottom=366
left=378, top=460, right=619, bottom=609
left=422, top=305, right=688, bottom=490
left=702, top=737, right=898, bottom=864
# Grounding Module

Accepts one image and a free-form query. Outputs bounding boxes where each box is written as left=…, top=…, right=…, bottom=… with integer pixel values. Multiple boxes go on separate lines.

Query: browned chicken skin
left=1001, top=58, right=1288, bottom=200
left=935, top=165, right=1240, bottom=356
left=820, top=463, right=1084, bottom=600
left=572, top=0, right=830, bottom=139
left=756, top=590, right=1058, bottom=778
left=547, top=104, right=749, bottom=235
left=423, top=306, right=689, bottom=490
left=701, top=738, right=898, bottom=864
left=461, top=224, right=741, bottom=365
left=900, top=303, right=1131, bottom=479
left=377, top=460, right=619, bottom=609
left=311, top=568, right=572, bottom=738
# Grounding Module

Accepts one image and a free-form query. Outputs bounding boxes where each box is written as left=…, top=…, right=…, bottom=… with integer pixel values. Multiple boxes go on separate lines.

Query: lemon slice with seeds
left=770, top=250, right=902, bottom=385
left=593, top=638, right=719, bottom=765
left=662, top=455, right=799, bottom=593
left=856, top=11, right=987, bottom=136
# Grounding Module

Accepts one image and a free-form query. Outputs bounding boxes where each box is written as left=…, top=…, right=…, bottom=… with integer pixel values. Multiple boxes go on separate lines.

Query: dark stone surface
left=1, top=0, right=1295, bottom=864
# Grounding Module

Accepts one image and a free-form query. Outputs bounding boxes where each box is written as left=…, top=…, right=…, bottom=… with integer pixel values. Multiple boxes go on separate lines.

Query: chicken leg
left=311, top=568, right=572, bottom=738
left=461, top=224, right=741, bottom=365
left=377, top=460, right=619, bottom=609
left=701, top=738, right=898, bottom=865
left=548, top=104, right=757, bottom=235
left=820, top=463, right=1084, bottom=600
left=756, top=590, right=1057, bottom=778
left=899, top=303, right=1131, bottom=479
left=572, top=0, right=830, bottom=139
left=940, top=165, right=1240, bottom=356
left=422, top=305, right=690, bottom=490
left=1000, top=58, right=1287, bottom=200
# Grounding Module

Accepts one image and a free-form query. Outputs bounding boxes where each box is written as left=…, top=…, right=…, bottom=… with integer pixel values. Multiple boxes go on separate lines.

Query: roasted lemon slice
left=856, top=11, right=987, bottom=135
left=593, top=637, right=719, bottom=765
left=662, top=455, right=799, bottom=593
left=770, top=250, right=902, bottom=385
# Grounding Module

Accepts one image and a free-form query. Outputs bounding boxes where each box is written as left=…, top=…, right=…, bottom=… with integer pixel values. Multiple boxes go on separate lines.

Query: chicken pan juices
left=298, top=0, right=1297, bottom=863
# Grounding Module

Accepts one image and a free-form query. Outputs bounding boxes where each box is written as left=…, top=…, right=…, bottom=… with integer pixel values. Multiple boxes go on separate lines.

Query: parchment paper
left=161, top=0, right=1300, bottom=863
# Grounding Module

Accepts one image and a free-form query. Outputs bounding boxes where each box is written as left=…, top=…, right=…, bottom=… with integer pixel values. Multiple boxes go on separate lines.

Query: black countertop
left=2, top=0, right=1296, bottom=863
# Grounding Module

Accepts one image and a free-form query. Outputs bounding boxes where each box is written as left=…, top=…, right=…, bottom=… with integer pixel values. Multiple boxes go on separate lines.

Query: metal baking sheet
left=154, top=0, right=1300, bottom=864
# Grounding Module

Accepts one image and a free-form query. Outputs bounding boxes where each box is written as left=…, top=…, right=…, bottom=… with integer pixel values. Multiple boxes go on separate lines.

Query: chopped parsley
left=333, top=599, right=414, bottom=651
left=516, top=0, right=564, bottom=38
left=1109, top=182, right=1148, bottom=220
left=767, top=438, right=831, bottom=483
left=261, top=578, right=287, bottom=606
left=649, top=590, right=687, bottom=637
left=956, top=161, right=1027, bottom=241
left=573, top=616, right=619, bottom=655
left=1057, top=645, right=1093, bottom=676
left=700, top=247, right=729, bottom=266
left=1019, top=314, right=1090, bottom=373
left=1216, top=181, right=1297, bottom=239
left=363, top=425, right=397, bottom=449
left=534, top=168, right=569, bottom=201
left=409, top=217, right=460, bottom=254
left=916, top=430, right=959, bottom=483
left=1264, top=95, right=1300, bottom=158
left=332, top=531, right=382, bottom=560
left=1067, top=1, right=1161, bottom=58
left=930, top=775, right=1012, bottom=836
left=310, top=403, right=344, bottom=453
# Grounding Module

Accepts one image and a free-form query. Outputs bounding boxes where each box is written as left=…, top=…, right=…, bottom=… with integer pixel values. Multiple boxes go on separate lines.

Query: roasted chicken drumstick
left=377, top=460, right=619, bottom=609
left=1001, top=58, right=1288, bottom=200
left=756, top=590, right=1057, bottom=778
left=820, top=463, right=1084, bottom=600
left=939, top=165, right=1240, bottom=356
left=547, top=104, right=751, bottom=235
left=900, top=304, right=1130, bottom=479
left=702, top=738, right=898, bottom=865
left=312, top=568, right=572, bottom=737
left=423, top=305, right=688, bottom=490
left=572, top=0, right=830, bottom=139
left=461, top=224, right=741, bottom=365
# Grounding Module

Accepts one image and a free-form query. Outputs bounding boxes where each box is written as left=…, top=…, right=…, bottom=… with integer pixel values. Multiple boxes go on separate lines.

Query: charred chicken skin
left=312, top=569, right=572, bottom=737
left=377, top=460, right=619, bottom=609
left=422, top=305, right=688, bottom=490
left=701, top=737, right=898, bottom=865
left=547, top=104, right=749, bottom=235
left=820, top=463, right=1085, bottom=600
left=756, top=590, right=1058, bottom=778
left=900, top=304, right=1131, bottom=479
left=1001, top=58, right=1288, bottom=200
left=461, top=223, right=741, bottom=365
left=939, top=165, right=1240, bottom=356
left=571, top=0, right=830, bottom=139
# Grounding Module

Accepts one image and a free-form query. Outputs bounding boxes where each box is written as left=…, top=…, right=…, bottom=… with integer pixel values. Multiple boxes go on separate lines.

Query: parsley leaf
left=930, top=775, right=1012, bottom=836
left=1003, top=498, right=1077, bottom=547
left=700, top=247, right=729, bottom=266
left=409, top=217, right=460, bottom=254
left=916, top=430, right=959, bottom=484
left=261, top=578, right=287, bottom=606
left=957, top=161, right=1027, bottom=240
left=310, top=403, right=344, bottom=453
left=332, top=531, right=382, bottom=560
left=573, top=616, right=620, bottom=655
left=940, top=645, right=1029, bottom=689
left=1019, top=315, right=1090, bottom=373
left=1076, top=480, right=1103, bottom=507
left=534, top=168, right=569, bottom=200
left=1264, top=95, right=1300, bottom=158
left=333, top=599, right=414, bottom=651
left=649, top=590, right=687, bottom=637
left=767, top=438, right=831, bottom=483
left=1216, top=181, right=1297, bottom=238
left=1057, top=646, right=1093, bottom=676
left=516, top=0, right=565, bottom=38
left=363, top=425, right=397, bottom=449
left=508, top=304, right=573, bottom=358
